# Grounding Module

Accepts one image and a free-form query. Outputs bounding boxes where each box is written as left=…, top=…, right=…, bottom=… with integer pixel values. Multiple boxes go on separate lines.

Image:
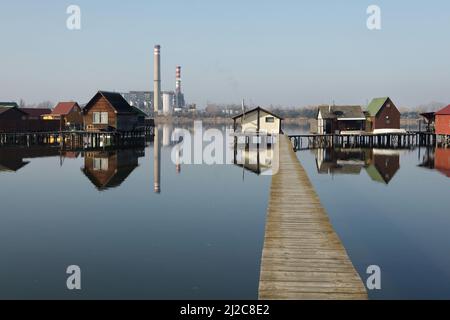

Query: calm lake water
left=0, top=124, right=449, bottom=299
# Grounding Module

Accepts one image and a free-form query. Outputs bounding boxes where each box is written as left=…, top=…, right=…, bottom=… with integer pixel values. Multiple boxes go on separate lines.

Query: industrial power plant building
left=121, top=45, right=187, bottom=116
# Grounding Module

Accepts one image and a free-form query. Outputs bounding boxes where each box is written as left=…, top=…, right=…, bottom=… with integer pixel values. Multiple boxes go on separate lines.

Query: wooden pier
left=289, top=132, right=439, bottom=151
left=259, top=135, right=367, bottom=300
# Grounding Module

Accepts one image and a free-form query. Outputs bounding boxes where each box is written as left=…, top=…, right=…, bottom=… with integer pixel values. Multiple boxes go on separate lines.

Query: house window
left=386, top=103, right=391, bottom=108
left=93, top=158, right=109, bottom=171
left=386, top=115, right=390, bottom=124
left=93, top=112, right=108, bottom=124
left=265, top=117, right=275, bottom=123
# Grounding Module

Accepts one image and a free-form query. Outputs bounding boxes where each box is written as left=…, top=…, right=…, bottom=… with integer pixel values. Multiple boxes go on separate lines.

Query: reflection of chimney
left=162, top=124, right=171, bottom=147
left=153, top=127, right=161, bottom=193
left=154, top=45, right=161, bottom=113
left=175, top=144, right=181, bottom=174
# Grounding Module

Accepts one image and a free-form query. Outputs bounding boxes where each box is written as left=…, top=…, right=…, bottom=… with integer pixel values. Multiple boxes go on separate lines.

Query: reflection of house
left=82, top=149, right=144, bottom=190
left=365, top=150, right=400, bottom=184
left=0, top=147, right=63, bottom=173
left=435, top=148, right=450, bottom=177
left=435, top=105, right=450, bottom=136
left=232, top=107, right=283, bottom=134
left=366, top=97, right=401, bottom=133
left=316, top=148, right=368, bottom=175
left=317, top=105, right=366, bottom=134
left=83, top=91, right=146, bottom=132
left=0, top=149, right=29, bottom=172
left=418, top=147, right=435, bottom=169
left=233, top=144, right=277, bottom=176
left=314, top=147, right=400, bottom=183
left=43, top=102, right=83, bottom=130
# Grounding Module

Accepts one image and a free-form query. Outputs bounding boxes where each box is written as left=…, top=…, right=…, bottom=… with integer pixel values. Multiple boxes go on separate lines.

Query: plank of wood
left=258, top=135, right=367, bottom=300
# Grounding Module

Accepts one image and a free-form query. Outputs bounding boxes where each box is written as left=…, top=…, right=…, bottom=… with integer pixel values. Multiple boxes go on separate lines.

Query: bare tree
left=36, top=101, right=53, bottom=109
left=19, top=99, right=26, bottom=108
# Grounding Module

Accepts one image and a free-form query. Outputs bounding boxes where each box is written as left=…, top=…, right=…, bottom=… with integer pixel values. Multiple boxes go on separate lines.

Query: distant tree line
left=18, top=99, right=54, bottom=109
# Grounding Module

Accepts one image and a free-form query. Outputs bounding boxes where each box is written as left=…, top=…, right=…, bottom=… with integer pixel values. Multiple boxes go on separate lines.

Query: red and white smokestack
left=176, top=66, right=182, bottom=94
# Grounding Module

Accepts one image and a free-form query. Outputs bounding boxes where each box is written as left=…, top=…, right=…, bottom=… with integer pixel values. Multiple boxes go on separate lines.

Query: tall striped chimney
left=176, top=66, right=182, bottom=94
left=153, top=45, right=161, bottom=113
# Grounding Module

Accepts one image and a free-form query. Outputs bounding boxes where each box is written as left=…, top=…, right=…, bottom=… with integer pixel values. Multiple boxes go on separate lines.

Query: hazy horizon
left=1, top=0, right=450, bottom=108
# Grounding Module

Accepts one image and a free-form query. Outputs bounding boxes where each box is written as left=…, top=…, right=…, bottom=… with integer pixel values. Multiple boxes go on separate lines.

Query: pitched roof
left=52, top=102, right=79, bottom=115
left=20, top=108, right=52, bottom=117
left=131, top=105, right=148, bottom=117
left=0, top=106, right=28, bottom=116
left=84, top=91, right=136, bottom=114
left=436, top=105, right=450, bottom=115
left=0, top=102, right=19, bottom=108
left=317, top=105, right=365, bottom=119
left=367, top=97, right=389, bottom=117
left=0, top=107, right=12, bottom=115
left=232, top=106, right=284, bottom=120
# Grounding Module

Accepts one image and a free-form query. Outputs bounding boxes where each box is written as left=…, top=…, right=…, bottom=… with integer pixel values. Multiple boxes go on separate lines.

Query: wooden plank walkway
left=258, top=135, right=367, bottom=300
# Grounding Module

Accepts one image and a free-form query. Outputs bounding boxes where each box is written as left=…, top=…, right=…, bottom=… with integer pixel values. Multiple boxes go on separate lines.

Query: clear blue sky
left=1, top=0, right=450, bottom=108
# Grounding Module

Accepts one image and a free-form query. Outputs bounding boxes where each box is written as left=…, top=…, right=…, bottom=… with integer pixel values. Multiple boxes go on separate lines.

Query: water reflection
left=1, top=130, right=448, bottom=190
left=316, top=148, right=368, bottom=175
left=0, top=149, right=29, bottom=172
left=366, top=150, right=400, bottom=184
left=419, top=147, right=450, bottom=178
left=315, top=148, right=400, bottom=184
left=232, top=136, right=278, bottom=177
left=153, top=126, right=161, bottom=193
left=0, top=147, right=76, bottom=172
left=82, top=148, right=144, bottom=191
left=435, top=148, right=450, bottom=178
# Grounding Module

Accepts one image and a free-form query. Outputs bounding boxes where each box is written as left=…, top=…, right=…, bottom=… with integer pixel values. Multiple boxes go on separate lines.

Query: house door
left=325, top=120, right=332, bottom=134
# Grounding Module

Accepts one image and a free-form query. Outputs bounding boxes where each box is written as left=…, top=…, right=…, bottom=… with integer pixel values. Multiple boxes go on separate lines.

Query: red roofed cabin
left=83, top=91, right=146, bottom=132
left=435, top=105, right=450, bottom=136
left=44, top=102, right=83, bottom=130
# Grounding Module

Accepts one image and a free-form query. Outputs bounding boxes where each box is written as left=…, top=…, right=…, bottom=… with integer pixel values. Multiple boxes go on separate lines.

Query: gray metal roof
left=317, top=105, right=365, bottom=119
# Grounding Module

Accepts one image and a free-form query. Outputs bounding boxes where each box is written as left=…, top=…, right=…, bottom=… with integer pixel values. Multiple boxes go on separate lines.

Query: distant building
left=435, top=105, right=450, bottom=136
left=43, top=102, right=83, bottom=130
left=317, top=105, right=366, bottom=134
left=121, top=91, right=154, bottom=115
left=366, top=97, right=401, bottom=133
left=83, top=91, right=145, bottom=132
left=162, top=91, right=175, bottom=115
left=232, top=107, right=283, bottom=134
left=175, top=91, right=185, bottom=109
